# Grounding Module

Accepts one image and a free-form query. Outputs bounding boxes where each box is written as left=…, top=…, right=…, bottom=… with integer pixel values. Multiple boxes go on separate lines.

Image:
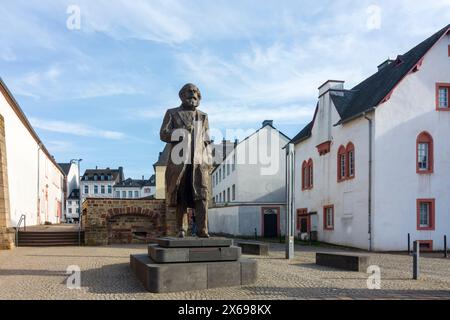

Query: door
left=300, top=217, right=308, bottom=233
left=262, top=207, right=279, bottom=238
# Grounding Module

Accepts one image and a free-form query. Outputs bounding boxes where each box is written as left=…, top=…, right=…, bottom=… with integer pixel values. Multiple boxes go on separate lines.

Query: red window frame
left=416, top=132, right=434, bottom=174
left=323, top=205, right=334, bottom=231
left=337, top=145, right=347, bottom=182
left=436, top=83, right=450, bottom=110
left=346, top=142, right=355, bottom=179
left=416, top=199, right=435, bottom=231
left=301, top=159, right=313, bottom=190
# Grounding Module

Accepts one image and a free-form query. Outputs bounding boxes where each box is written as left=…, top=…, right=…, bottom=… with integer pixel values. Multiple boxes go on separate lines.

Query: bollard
left=407, top=233, right=411, bottom=255
left=413, top=241, right=420, bottom=280
left=445, top=235, right=448, bottom=259
left=254, top=228, right=257, bottom=240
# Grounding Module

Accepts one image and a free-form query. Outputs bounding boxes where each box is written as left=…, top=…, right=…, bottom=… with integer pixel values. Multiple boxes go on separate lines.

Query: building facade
left=80, top=167, right=124, bottom=202
left=209, top=121, right=290, bottom=238
left=292, top=25, right=450, bottom=251
left=58, top=161, right=80, bottom=222
left=0, top=78, right=65, bottom=247
left=113, top=176, right=156, bottom=199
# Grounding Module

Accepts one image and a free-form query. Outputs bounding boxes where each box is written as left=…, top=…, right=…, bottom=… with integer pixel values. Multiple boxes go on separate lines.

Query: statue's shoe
left=197, top=232, right=210, bottom=238
left=178, top=231, right=186, bottom=238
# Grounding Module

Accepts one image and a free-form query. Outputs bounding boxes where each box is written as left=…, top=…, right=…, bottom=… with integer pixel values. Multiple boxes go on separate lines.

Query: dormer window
left=93, top=174, right=98, bottom=181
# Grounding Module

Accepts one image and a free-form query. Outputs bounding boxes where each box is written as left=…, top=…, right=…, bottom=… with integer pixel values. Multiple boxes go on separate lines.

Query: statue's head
left=179, top=83, right=201, bottom=110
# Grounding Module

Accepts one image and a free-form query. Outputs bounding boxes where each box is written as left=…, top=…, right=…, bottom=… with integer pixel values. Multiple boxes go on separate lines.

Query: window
left=144, top=188, right=151, bottom=193
left=122, top=191, right=126, bottom=198
left=417, top=199, right=435, bottom=231
left=323, top=205, right=334, bottom=230
left=308, top=159, right=313, bottom=188
left=302, top=159, right=313, bottom=190
left=68, top=201, right=72, bottom=206
left=101, top=175, right=105, bottom=181
left=76, top=208, right=79, bottom=213
left=94, top=175, right=98, bottom=181
left=94, top=185, right=98, bottom=194
left=134, top=191, right=139, bottom=198
left=297, top=208, right=308, bottom=231
left=108, top=185, right=112, bottom=194
left=219, top=193, right=222, bottom=203
left=232, top=184, right=236, bottom=201
left=436, top=83, right=450, bottom=110
left=416, top=132, right=434, bottom=174
left=219, top=169, right=222, bottom=182
left=115, top=191, right=120, bottom=198
left=212, top=175, right=215, bottom=186
left=223, top=191, right=226, bottom=202
left=222, top=165, right=226, bottom=179
left=68, top=208, right=72, bottom=214
left=128, top=191, right=133, bottom=198
left=227, top=188, right=230, bottom=202
left=232, top=153, right=236, bottom=171
left=84, top=185, right=89, bottom=194
left=346, top=142, right=355, bottom=179
left=101, top=185, right=105, bottom=194
left=337, top=146, right=346, bottom=182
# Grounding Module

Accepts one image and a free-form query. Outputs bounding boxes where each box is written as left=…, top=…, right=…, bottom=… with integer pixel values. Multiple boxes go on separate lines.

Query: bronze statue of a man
left=160, top=84, right=212, bottom=238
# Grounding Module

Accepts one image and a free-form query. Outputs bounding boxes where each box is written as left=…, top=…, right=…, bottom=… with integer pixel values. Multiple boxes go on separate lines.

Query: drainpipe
left=363, top=113, right=373, bottom=251
left=37, top=143, right=42, bottom=225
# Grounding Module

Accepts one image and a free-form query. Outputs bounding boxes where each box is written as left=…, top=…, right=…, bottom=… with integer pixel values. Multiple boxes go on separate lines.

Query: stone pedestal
left=130, top=237, right=257, bottom=293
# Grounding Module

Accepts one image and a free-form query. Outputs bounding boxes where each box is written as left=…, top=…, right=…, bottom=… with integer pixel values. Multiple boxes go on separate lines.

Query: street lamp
left=70, top=158, right=83, bottom=223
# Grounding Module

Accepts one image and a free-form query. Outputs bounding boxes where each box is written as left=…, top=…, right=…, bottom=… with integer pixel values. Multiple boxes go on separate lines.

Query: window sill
left=417, top=227, right=435, bottom=231
left=416, top=170, right=434, bottom=175
left=436, top=107, right=450, bottom=111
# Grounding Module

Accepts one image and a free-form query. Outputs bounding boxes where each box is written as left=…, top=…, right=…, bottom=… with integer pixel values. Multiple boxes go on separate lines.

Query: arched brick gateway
left=82, top=199, right=176, bottom=246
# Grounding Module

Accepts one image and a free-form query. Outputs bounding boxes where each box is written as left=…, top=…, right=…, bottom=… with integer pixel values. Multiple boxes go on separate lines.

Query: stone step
left=148, top=244, right=241, bottom=263
left=156, top=237, right=233, bottom=248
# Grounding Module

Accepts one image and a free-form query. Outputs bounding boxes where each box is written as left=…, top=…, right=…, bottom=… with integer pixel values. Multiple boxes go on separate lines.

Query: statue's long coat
left=160, top=107, right=212, bottom=207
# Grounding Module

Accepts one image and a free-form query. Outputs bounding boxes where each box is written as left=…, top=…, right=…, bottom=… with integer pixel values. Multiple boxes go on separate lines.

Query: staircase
left=17, top=231, right=84, bottom=247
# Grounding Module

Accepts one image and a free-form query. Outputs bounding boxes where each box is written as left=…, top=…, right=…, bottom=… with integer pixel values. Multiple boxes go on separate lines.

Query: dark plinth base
left=235, top=241, right=269, bottom=256
left=149, top=244, right=241, bottom=263
left=316, top=253, right=370, bottom=272
left=130, top=254, right=257, bottom=293
left=156, top=237, right=233, bottom=248
left=130, top=237, right=258, bottom=293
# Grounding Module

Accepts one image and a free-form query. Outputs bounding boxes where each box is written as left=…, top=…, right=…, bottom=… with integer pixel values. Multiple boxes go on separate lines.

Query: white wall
left=373, top=33, right=450, bottom=251
left=212, top=126, right=288, bottom=204
left=1, top=88, right=63, bottom=226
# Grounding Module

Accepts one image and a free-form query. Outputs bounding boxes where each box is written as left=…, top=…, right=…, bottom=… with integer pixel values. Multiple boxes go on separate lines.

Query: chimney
left=234, top=139, right=239, bottom=149
left=142, top=175, right=145, bottom=181
left=118, top=166, right=124, bottom=182
left=262, top=120, right=273, bottom=128
left=318, top=80, right=345, bottom=97
left=95, top=166, right=98, bottom=170
left=222, top=139, right=227, bottom=161
left=377, top=59, right=394, bottom=71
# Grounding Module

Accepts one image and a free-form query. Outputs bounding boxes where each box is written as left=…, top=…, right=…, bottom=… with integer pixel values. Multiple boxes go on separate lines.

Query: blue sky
left=1, top=0, right=449, bottom=178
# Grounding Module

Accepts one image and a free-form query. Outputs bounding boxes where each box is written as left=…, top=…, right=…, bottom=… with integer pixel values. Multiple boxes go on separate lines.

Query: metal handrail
left=78, top=211, right=83, bottom=246
left=15, top=214, right=27, bottom=247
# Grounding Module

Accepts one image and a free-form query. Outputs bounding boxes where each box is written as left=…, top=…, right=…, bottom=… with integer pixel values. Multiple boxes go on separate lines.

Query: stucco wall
left=373, top=33, right=450, bottom=251
left=0, top=84, right=63, bottom=227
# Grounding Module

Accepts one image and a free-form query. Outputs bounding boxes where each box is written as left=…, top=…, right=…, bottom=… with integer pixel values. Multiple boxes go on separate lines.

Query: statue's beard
left=183, top=98, right=199, bottom=110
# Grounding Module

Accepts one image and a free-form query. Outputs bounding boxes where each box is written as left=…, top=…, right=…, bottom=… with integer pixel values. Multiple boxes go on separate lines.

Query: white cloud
left=29, top=117, right=126, bottom=140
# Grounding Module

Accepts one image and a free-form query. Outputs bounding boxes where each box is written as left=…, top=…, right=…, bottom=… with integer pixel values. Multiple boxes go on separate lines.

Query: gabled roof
left=291, top=24, right=450, bottom=145
left=82, top=168, right=123, bottom=182
left=58, top=163, right=72, bottom=176
left=337, top=24, right=450, bottom=124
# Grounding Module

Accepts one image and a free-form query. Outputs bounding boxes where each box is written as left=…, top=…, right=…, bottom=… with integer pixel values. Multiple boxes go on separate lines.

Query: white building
left=0, top=78, right=65, bottom=247
left=113, top=176, right=156, bottom=199
left=291, top=24, right=450, bottom=252
left=80, top=167, right=124, bottom=202
left=58, top=162, right=80, bottom=221
left=209, top=120, right=290, bottom=238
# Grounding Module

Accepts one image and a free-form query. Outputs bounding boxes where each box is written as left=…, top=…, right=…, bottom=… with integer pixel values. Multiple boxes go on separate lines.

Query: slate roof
left=58, top=163, right=72, bottom=176
left=82, top=168, right=123, bottom=182
left=290, top=24, right=450, bottom=145
left=114, top=177, right=155, bottom=188
left=153, top=144, right=171, bottom=167
left=67, top=189, right=80, bottom=200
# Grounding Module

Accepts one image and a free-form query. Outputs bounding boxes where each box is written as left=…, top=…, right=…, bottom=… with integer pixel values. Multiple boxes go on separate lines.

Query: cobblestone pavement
left=1, top=242, right=449, bottom=300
